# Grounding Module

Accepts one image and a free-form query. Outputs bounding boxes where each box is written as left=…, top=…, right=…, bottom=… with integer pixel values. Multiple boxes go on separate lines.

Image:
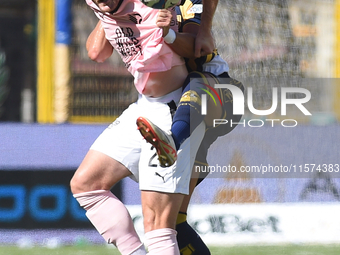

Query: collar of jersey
left=109, top=0, right=124, bottom=14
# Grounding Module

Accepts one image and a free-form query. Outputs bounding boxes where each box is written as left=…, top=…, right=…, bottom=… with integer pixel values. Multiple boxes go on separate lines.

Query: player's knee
left=204, top=96, right=223, bottom=127
left=70, top=171, right=84, bottom=195
left=70, top=168, right=94, bottom=195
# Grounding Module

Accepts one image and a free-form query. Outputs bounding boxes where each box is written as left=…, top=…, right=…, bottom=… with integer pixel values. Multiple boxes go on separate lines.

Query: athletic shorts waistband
left=139, top=87, right=182, bottom=104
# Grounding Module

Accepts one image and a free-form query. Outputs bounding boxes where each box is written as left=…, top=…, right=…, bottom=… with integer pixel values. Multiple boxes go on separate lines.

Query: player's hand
left=194, top=27, right=215, bottom=58
left=156, top=9, right=172, bottom=37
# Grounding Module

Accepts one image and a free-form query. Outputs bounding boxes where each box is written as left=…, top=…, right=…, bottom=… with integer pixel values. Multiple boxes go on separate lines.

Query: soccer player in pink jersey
left=70, top=1, right=211, bottom=255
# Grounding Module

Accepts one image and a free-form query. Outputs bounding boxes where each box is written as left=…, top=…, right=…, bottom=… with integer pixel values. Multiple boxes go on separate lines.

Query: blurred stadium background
left=1, top=0, right=340, bottom=252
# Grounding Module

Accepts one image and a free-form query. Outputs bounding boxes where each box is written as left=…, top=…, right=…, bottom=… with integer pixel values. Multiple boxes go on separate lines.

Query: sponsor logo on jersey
left=187, top=4, right=203, bottom=14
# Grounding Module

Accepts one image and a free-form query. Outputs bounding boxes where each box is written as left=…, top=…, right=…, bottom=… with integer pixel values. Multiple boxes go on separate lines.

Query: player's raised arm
left=156, top=9, right=196, bottom=58
left=86, top=20, right=113, bottom=63
left=194, top=0, right=219, bottom=58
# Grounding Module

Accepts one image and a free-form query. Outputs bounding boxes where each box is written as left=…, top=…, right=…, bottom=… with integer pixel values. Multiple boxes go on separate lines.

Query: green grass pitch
left=0, top=244, right=339, bottom=255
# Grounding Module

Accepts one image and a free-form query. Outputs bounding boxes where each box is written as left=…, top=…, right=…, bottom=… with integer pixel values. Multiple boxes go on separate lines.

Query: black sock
left=176, top=214, right=211, bottom=255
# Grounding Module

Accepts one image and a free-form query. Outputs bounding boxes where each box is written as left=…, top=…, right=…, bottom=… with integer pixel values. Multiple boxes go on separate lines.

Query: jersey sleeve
left=176, top=0, right=202, bottom=32
left=176, top=0, right=221, bottom=73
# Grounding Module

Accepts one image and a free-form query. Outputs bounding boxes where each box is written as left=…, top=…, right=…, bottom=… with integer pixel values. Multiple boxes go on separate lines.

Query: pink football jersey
left=86, top=0, right=184, bottom=93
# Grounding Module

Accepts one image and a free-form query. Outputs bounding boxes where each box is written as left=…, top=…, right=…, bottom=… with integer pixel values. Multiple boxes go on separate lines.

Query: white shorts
left=90, top=89, right=205, bottom=195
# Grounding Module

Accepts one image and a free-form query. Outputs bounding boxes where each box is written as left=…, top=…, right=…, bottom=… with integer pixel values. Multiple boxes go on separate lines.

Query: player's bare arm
left=194, top=0, right=219, bottom=57
left=86, top=20, right=113, bottom=63
left=156, top=9, right=196, bottom=58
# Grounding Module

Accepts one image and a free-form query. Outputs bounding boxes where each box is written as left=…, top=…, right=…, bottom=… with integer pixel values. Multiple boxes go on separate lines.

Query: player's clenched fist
left=156, top=9, right=172, bottom=37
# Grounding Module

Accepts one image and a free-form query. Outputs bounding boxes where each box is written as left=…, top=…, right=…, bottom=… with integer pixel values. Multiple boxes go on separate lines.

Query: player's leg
left=174, top=111, right=225, bottom=255
left=174, top=73, right=244, bottom=255
left=135, top=73, right=226, bottom=254
left=142, top=191, right=184, bottom=255
left=70, top=150, right=129, bottom=194
left=171, top=71, right=211, bottom=149
left=176, top=175, right=211, bottom=255
left=212, top=73, right=245, bottom=131
left=175, top=142, right=211, bottom=255
left=175, top=71, right=244, bottom=135
left=70, top=102, right=148, bottom=255
left=70, top=151, right=146, bottom=255
left=139, top=115, right=206, bottom=255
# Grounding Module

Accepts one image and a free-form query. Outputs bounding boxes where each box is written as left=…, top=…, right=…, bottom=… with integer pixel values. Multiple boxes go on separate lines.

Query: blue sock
left=171, top=120, right=190, bottom=150
left=171, top=73, right=205, bottom=149
left=171, top=97, right=203, bottom=150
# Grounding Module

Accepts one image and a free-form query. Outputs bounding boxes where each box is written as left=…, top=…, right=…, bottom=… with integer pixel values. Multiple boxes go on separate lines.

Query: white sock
left=144, top=228, right=179, bottom=255
left=74, top=190, right=144, bottom=255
